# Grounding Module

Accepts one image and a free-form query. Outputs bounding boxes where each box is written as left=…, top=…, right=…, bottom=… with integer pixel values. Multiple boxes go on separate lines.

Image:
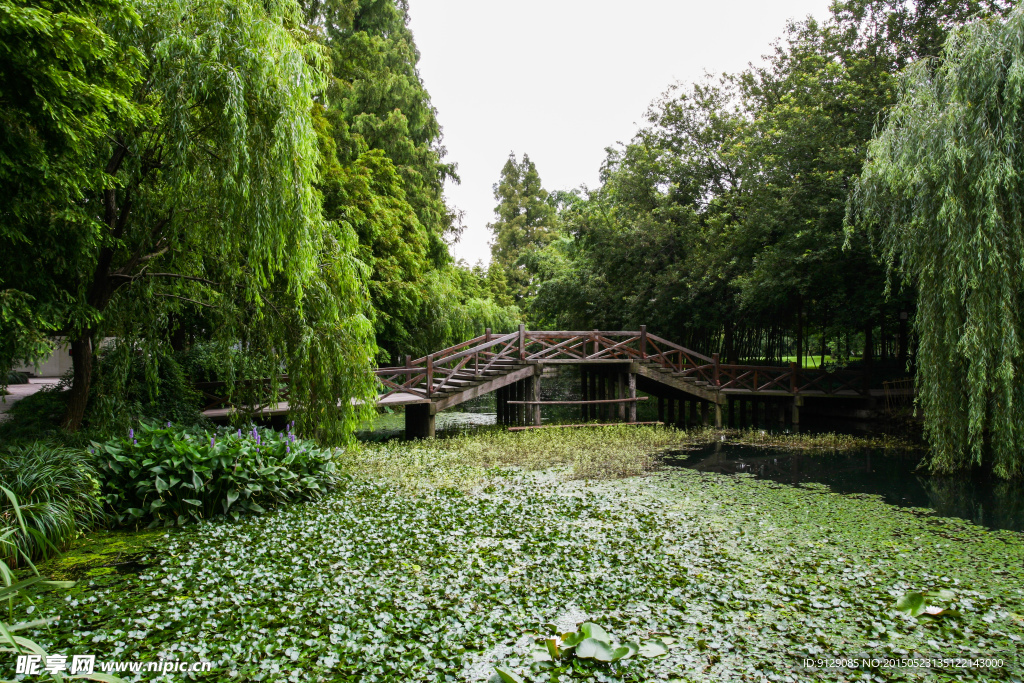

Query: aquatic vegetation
left=726, top=428, right=919, bottom=453
left=18, top=450, right=1024, bottom=682
left=492, top=621, right=669, bottom=681
left=344, top=425, right=682, bottom=491
left=348, top=426, right=920, bottom=493
left=90, top=422, right=339, bottom=527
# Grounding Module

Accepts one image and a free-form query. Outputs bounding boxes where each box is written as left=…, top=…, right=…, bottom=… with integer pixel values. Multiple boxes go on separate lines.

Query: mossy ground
left=33, top=528, right=177, bottom=581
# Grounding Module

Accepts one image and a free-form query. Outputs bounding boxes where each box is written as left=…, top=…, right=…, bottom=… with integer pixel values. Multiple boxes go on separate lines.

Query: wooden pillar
left=580, top=367, right=588, bottom=421
left=791, top=396, right=802, bottom=432
left=713, top=401, right=722, bottom=428
left=586, top=368, right=596, bottom=421
left=628, top=372, right=637, bottom=423
left=666, top=397, right=675, bottom=428
left=531, top=371, right=542, bottom=426
left=405, top=403, right=435, bottom=439
left=690, top=400, right=699, bottom=428
left=701, top=401, right=709, bottom=427
left=617, top=372, right=626, bottom=421
left=497, top=385, right=506, bottom=425
left=607, top=375, right=616, bottom=421
left=517, top=380, right=526, bottom=426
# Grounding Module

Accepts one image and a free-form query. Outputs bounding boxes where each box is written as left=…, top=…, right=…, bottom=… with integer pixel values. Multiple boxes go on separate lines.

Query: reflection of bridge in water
left=374, top=326, right=906, bottom=438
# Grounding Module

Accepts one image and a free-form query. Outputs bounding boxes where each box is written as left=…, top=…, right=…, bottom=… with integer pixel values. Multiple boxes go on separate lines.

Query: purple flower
left=286, top=445, right=290, bottom=454
left=133, top=439, right=137, bottom=446
left=128, top=428, right=134, bottom=440
left=237, top=429, right=242, bottom=438
left=210, top=437, right=216, bottom=447
left=166, top=421, right=171, bottom=428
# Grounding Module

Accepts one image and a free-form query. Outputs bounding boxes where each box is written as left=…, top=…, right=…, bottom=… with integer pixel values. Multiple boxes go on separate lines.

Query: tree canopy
left=852, top=5, right=1024, bottom=479
left=1, top=0, right=379, bottom=440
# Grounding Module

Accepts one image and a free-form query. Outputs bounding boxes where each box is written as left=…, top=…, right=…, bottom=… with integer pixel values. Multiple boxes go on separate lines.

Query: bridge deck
left=202, top=326, right=907, bottom=435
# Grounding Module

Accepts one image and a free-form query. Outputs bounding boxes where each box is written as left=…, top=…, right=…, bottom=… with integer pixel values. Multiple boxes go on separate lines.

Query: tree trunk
left=62, top=333, right=94, bottom=431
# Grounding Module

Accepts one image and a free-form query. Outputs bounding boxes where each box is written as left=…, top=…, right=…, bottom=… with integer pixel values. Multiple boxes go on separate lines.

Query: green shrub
left=0, top=444, right=103, bottom=566
left=0, top=385, right=72, bottom=445
left=88, top=342, right=205, bottom=433
left=91, top=422, right=339, bottom=527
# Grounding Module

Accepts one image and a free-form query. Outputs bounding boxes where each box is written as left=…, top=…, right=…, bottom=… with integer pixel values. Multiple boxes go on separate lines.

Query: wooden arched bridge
left=375, top=326, right=883, bottom=438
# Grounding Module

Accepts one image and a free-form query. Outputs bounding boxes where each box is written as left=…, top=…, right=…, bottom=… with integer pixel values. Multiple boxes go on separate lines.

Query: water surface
left=666, top=442, right=1024, bottom=533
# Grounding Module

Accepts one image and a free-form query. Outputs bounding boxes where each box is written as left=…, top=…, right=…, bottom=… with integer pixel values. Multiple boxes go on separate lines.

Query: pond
left=666, top=442, right=1024, bottom=533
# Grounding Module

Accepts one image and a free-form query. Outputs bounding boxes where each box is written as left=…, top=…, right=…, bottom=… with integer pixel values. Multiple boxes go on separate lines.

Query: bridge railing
left=374, top=326, right=715, bottom=399
left=374, top=326, right=872, bottom=400
left=718, top=362, right=869, bottom=396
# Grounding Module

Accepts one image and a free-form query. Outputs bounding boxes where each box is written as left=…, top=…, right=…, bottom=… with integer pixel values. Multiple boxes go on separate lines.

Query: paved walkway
left=0, top=377, right=61, bottom=422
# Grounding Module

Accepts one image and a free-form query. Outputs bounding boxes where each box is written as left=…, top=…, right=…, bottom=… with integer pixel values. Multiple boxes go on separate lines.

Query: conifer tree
left=488, top=153, right=557, bottom=305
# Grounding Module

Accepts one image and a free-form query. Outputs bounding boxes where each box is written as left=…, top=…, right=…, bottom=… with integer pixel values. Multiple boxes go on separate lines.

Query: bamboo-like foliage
left=851, top=8, right=1024, bottom=478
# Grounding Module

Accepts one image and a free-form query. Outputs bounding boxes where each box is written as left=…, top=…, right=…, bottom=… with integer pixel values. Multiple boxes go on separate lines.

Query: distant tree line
left=485, top=0, right=1022, bottom=477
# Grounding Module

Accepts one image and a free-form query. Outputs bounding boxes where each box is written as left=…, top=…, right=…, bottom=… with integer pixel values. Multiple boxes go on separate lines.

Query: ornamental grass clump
left=0, top=443, right=103, bottom=566
left=90, top=421, right=339, bottom=528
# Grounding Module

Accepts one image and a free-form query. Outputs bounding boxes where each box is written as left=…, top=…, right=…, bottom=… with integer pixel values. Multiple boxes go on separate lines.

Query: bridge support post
left=689, top=400, right=698, bottom=428
left=628, top=372, right=637, bottom=423
left=701, top=401, right=708, bottom=427
left=666, top=397, right=675, bottom=427
left=405, top=403, right=435, bottom=439
left=607, top=375, right=616, bottom=421
left=497, top=385, right=507, bottom=425
left=532, top=369, right=542, bottom=426
left=714, top=401, right=722, bottom=428
left=617, top=372, right=626, bottom=421
left=516, top=380, right=525, bottom=426
left=579, top=367, right=588, bottom=421
left=791, top=395, right=803, bottom=432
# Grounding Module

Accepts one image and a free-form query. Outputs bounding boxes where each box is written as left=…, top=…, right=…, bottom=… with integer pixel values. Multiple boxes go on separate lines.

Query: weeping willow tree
left=2, top=0, right=379, bottom=441
left=851, top=7, right=1024, bottom=479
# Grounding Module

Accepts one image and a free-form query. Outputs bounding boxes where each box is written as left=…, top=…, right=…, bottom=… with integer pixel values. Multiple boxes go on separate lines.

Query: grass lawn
left=14, top=428, right=1024, bottom=682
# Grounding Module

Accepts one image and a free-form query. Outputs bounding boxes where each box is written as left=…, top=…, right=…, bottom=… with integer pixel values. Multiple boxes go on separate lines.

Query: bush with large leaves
left=91, top=423, right=339, bottom=527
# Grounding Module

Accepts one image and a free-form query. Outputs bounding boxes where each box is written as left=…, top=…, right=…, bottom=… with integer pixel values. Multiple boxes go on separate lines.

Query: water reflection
left=666, top=443, right=1024, bottom=533
left=357, top=410, right=497, bottom=440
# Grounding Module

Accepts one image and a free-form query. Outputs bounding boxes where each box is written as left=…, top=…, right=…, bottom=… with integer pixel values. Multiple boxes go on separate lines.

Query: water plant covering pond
left=14, top=430, right=1023, bottom=682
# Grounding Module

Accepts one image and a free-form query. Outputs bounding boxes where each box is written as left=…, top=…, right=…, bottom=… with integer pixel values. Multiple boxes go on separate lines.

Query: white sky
left=405, top=0, right=835, bottom=266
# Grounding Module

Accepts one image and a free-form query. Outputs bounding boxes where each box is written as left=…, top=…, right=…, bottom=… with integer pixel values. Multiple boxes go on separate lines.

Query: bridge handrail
left=644, top=333, right=714, bottom=364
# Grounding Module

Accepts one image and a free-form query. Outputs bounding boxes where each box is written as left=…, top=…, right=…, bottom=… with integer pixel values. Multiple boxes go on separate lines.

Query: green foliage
left=0, top=445, right=102, bottom=566
left=0, top=0, right=141, bottom=377
left=488, top=153, right=559, bottom=308
left=896, top=589, right=962, bottom=622
left=2, top=0, right=379, bottom=442
left=493, top=622, right=668, bottom=680
left=852, top=6, right=1024, bottom=479
left=528, top=1, right=1006, bottom=367
left=0, top=487, right=122, bottom=683
left=0, top=387, right=70, bottom=445
left=87, top=343, right=203, bottom=433
left=303, top=0, right=511, bottom=364
left=18, top=456, right=1024, bottom=681
left=90, top=422, right=340, bottom=527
